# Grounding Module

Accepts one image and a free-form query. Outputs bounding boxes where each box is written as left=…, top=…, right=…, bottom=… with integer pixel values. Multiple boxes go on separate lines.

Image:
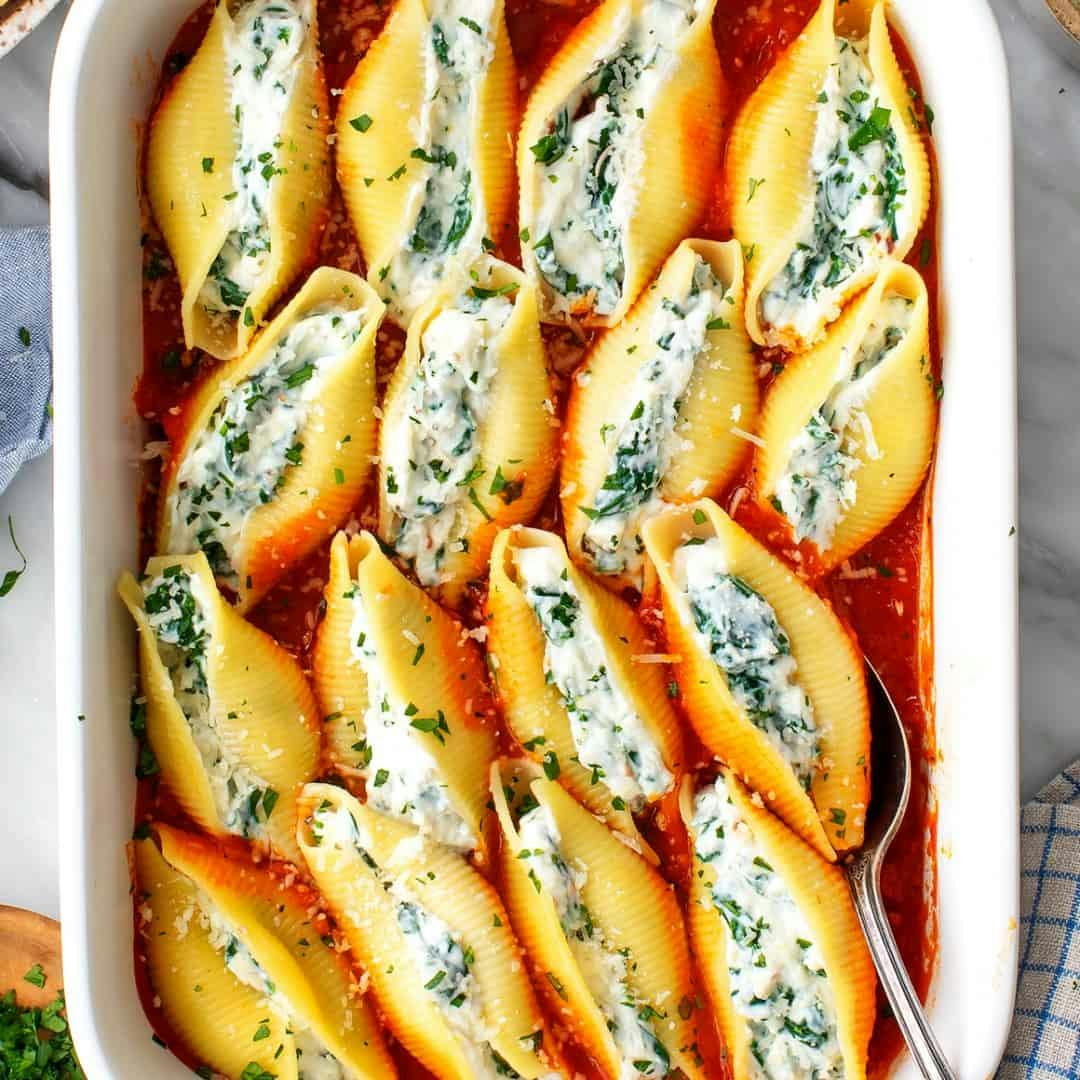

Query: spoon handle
left=847, top=862, right=958, bottom=1080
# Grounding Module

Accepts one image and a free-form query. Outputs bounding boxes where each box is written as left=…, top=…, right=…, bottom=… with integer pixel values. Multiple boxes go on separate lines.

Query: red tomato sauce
left=134, top=1, right=940, bottom=1076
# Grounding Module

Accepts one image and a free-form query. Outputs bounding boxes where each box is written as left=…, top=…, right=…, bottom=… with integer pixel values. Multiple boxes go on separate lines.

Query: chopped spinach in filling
left=345, top=584, right=474, bottom=850
left=170, top=306, right=364, bottom=588
left=308, top=803, right=529, bottom=1080
left=198, top=891, right=346, bottom=1079
left=674, top=539, right=819, bottom=788
left=581, top=256, right=730, bottom=579
left=513, top=545, right=672, bottom=810
left=397, top=897, right=538, bottom=1078
left=760, top=36, right=908, bottom=344
left=527, top=0, right=704, bottom=317
left=141, top=568, right=275, bottom=837
left=198, top=0, right=309, bottom=324
left=517, top=803, right=670, bottom=1077
left=384, top=286, right=514, bottom=587
left=377, top=0, right=499, bottom=322
left=691, top=778, right=844, bottom=1079
left=776, top=293, right=915, bottom=548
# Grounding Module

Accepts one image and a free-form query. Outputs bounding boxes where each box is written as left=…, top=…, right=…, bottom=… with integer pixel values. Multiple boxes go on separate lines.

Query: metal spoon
left=842, top=661, right=957, bottom=1080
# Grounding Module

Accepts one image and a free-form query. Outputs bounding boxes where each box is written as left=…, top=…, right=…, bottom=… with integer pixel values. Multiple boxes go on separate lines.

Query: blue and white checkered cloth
left=999, top=761, right=1080, bottom=1078
left=0, top=226, right=52, bottom=496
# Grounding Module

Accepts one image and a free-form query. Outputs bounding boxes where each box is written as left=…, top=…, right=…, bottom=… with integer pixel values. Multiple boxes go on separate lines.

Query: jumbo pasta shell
left=296, top=783, right=559, bottom=1080
left=335, top=0, right=517, bottom=325
left=490, top=761, right=705, bottom=1079
left=681, top=773, right=875, bottom=1080
left=487, top=526, right=682, bottom=859
left=119, top=553, right=320, bottom=863
left=562, top=238, right=759, bottom=591
left=137, top=825, right=395, bottom=1079
left=641, top=500, right=869, bottom=858
left=518, top=0, right=725, bottom=326
left=311, top=531, right=496, bottom=853
left=133, top=836, right=295, bottom=1079
left=728, top=0, right=930, bottom=350
left=755, top=259, right=936, bottom=570
left=156, top=267, right=383, bottom=613
left=378, top=259, right=557, bottom=608
left=147, top=0, right=331, bottom=358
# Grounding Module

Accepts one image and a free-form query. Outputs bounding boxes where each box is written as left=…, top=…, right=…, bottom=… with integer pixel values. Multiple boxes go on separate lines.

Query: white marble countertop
left=0, top=0, right=1076, bottom=921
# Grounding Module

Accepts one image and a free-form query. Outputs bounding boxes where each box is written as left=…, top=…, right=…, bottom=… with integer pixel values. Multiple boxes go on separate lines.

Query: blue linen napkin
left=0, top=226, right=52, bottom=495
left=998, top=761, right=1080, bottom=1078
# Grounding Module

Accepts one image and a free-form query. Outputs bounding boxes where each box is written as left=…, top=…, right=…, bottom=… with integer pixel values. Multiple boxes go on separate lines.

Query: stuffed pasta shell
left=641, top=500, right=868, bottom=859
left=491, top=760, right=706, bottom=1080
left=562, top=239, right=759, bottom=590
left=147, top=0, right=331, bottom=359
left=682, top=772, right=875, bottom=1079
left=518, top=0, right=724, bottom=326
left=157, top=267, right=383, bottom=613
left=296, top=783, right=562, bottom=1080
left=312, top=531, right=496, bottom=852
left=335, top=0, right=517, bottom=325
left=133, top=825, right=394, bottom=1080
left=378, top=259, right=557, bottom=607
left=487, top=527, right=682, bottom=857
left=755, top=260, right=935, bottom=570
left=728, top=0, right=930, bottom=350
left=119, top=554, right=319, bottom=864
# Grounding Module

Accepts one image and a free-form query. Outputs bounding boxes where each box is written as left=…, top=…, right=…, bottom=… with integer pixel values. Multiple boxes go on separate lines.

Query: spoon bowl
left=842, top=661, right=956, bottom=1080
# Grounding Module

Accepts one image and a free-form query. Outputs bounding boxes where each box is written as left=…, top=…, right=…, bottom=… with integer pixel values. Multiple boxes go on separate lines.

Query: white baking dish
left=49, top=0, right=1019, bottom=1074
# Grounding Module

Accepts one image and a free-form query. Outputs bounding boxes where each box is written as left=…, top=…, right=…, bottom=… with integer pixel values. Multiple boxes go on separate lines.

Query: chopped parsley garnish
left=0, top=987, right=84, bottom=1078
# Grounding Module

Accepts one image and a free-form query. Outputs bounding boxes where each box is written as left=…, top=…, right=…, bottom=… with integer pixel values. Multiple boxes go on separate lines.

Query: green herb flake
left=467, top=487, right=493, bottom=522
left=849, top=105, right=892, bottom=151
left=545, top=971, right=568, bottom=1001
left=349, top=114, right=373, bottom=133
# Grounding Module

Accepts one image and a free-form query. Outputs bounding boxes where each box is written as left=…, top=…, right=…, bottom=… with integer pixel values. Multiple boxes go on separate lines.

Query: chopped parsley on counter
left=0, top=982, right=84, bottom=1079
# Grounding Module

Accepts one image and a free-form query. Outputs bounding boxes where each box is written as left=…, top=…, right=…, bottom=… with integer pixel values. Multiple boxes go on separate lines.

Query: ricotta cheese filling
left=526, top=0, right=705, bottom=318
left=170, top=305, right=365, bottom=588
left=691, top=777, right=844, bottom=1079
left=672, top=539, right=819, bottom=788
left=345, top=585, right=475, bottom=850
left=199, top=0, right=311, bottom=323
left=517, top=803, right=670, bottom=1078
left=194, top=891, right=348, bottom=1080
left=775, top=293, right=915, bottom=548
left=383, top=287, right=515, bottom=587
left=376, top=0, right=499, bottom=323
left=760, top=36, right=909, bottom=344
left=308, top=804, right=539, bottom=1080
left=580, top=256, right=732, bottom=579
left=141, top=568, right=276, bottom=838
left=512, top=545, right=672, bottom=810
